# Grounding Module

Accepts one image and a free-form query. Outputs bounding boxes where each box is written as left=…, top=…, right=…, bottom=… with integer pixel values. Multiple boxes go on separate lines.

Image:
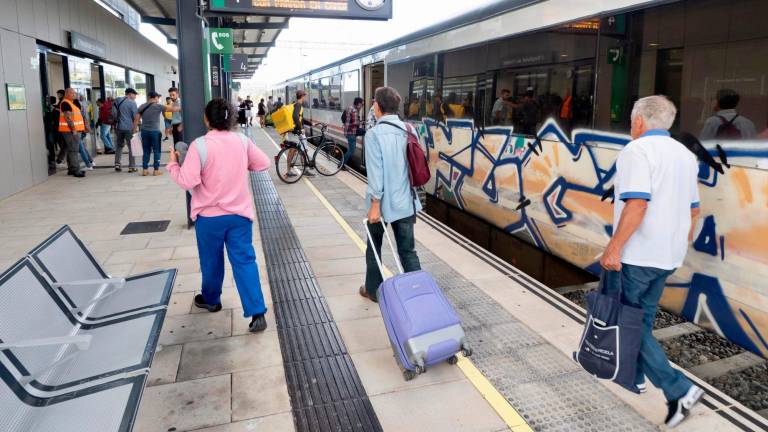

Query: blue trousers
left=78, top=137, right=93, bottom=168
left=100, top=124, right=114, bottom=150
left=195, top=215, right=267, bottom=318
left=141, top=130, right=162, bottom=170
left=604, top=264, right=692, bottom=401
left=344, top=135, right=356, bottom=163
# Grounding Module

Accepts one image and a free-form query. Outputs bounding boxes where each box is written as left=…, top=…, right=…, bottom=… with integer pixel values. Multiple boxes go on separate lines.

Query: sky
left=239, top=0, right=500, bottom=91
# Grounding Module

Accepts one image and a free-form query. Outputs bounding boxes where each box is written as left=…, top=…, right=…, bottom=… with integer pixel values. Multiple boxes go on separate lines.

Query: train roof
left=277, top=0, right=543, bottom=85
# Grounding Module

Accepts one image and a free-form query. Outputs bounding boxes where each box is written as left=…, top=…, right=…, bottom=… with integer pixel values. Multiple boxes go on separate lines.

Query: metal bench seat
left=0, top=364, right=145, bottom=432
left=28, top=226, right=174, bottom=322
left=0, top=260, right=164, bottom=393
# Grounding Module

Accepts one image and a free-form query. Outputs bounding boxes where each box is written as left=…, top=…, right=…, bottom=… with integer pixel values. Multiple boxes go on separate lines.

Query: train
left=270, top=0, right=768, bottom=359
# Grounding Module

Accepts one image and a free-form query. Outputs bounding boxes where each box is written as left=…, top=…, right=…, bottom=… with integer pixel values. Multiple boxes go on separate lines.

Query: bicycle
left=275, top=123, right=345, bottom=183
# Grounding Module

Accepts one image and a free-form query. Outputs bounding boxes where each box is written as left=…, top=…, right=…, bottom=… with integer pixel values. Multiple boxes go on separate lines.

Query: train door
left=363, top=62, right=384, bottom=114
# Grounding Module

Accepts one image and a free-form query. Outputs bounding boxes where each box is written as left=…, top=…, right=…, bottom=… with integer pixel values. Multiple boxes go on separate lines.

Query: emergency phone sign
left=208, top=28, right=234, bottom=54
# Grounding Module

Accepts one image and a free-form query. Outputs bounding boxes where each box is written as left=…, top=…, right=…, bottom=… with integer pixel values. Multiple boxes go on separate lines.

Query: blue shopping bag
left=573, top=271, right=645, bottom=393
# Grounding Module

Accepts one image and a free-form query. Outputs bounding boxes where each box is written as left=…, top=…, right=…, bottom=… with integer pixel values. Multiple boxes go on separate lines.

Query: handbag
left=573, top=271, right=645, bottom=393
left=130, top=133, right=143, bottom=157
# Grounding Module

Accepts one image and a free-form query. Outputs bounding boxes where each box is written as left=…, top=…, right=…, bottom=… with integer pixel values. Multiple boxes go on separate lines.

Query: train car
left=270, top=0, right=768, bottom=359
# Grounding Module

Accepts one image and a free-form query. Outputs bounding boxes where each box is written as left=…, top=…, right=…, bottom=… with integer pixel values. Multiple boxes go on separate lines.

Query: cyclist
left=284, top=90, right=314, bottom=177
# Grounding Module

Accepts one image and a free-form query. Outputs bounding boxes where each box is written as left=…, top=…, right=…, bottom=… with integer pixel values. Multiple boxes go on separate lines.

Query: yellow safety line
left=261, top=128, right=532, bottom=431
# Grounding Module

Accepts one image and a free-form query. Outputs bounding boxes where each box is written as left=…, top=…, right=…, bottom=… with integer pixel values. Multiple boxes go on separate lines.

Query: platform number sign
left=607, top=46, right=625, bottom=65
left=208, top=28, right=234, bottom=54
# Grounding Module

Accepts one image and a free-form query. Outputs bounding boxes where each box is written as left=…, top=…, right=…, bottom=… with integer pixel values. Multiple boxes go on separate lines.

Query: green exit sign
left=208, top=28, right=234, bottom=54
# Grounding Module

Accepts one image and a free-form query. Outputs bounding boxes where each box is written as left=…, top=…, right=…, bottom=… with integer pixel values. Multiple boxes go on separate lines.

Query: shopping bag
left=130, top=133, right=143, bottom=157
left=573, top=271, right=644, bottom=393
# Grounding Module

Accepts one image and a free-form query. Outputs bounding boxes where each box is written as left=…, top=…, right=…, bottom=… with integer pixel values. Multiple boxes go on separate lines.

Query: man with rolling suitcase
left=360, top=86, right=422, bottom=302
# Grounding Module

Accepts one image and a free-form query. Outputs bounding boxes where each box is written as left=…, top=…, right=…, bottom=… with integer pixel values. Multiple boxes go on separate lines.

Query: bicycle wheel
left=275, top=147, right=306, bottom=184
left=313, top=142, right=345, bottom=176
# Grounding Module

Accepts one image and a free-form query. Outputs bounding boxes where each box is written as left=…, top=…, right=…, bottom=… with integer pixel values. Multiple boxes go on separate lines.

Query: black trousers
left=172, top=123, right=183, bottom=144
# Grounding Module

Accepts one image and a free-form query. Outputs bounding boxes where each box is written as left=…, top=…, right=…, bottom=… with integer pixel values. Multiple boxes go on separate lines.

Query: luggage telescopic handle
left=363, top=219, right=404, bottom=279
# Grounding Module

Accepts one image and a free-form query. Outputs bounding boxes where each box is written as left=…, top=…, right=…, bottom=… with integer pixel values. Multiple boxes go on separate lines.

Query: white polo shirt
left=613, top=129, right=700, bottom=270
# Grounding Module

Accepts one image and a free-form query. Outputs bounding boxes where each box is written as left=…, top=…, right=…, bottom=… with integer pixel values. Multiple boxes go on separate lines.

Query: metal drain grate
left=120, top=220, right=171, bottom=235
left=250, top=171, right=382, bottom=432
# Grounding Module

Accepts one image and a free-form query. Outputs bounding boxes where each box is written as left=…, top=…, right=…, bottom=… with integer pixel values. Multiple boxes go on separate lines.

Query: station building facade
left=0, top=0, right=178, bottom=200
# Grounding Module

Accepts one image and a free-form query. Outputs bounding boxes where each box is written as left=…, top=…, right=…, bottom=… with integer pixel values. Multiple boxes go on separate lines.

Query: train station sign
left=69, top=31, right=107, bottom=58
left=224, top=54, right=249, bottom=73
left=208, top=28, right=235, bottom=54
left=209, top=0, right=392, bottom=20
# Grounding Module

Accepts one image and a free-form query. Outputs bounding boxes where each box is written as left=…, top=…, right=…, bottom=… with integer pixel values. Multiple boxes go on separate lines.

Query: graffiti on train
left=412, top=117, right=768, bottom=358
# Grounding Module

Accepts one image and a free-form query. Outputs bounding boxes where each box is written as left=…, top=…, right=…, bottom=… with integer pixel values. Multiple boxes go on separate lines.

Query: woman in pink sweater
left=168, top=98, right=271, bottom=332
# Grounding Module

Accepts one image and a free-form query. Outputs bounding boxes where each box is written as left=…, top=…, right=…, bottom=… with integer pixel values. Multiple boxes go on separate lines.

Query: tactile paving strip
left=250, top=171, right=382, bottom=432
left=302, top=172, right=657, bottom=432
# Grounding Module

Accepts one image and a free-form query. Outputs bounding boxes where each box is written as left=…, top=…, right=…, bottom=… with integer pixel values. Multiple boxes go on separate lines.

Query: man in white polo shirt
left=600, top=95, right=703, bottom=428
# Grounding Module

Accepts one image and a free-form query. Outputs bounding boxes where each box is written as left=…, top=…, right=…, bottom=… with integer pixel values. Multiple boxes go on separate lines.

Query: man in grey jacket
left=112, top=88, right=139, bottom=172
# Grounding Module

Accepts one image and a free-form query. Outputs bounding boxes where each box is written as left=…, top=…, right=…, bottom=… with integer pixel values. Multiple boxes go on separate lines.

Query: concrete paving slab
left=305, top=244, right=364, bottom=262
left=298, top=233, right=356, bottom=248
left=104, top=247, right=174, bottom=265
left=189, top=288, right=244, bottom=314
left=232, top=365, right=292, bottom=421
left=316, top=274, right=365, bottom=298
left=159, top=310, right=232, bottom=345
left=192, top=413, right=295, bottom=432
left=337, top=317, right=391, bottom=354
left=326, top=294, right=381, bottom=322
left=147, top=344, right=182, bottom=386
left=352, top=348, right=464, bottom=396
left=133, top=257, right=200, bottom=275
left=167, top=291, right=195, bottom=316
left=310, top=257, right=366, bottom=278
left=172, top=245, right=200, bottom=260
left=370, top=379, right=507, bottom=432
left=135, top=374, right=231, bottom=432
left=177, top=333, right=283, bottom=381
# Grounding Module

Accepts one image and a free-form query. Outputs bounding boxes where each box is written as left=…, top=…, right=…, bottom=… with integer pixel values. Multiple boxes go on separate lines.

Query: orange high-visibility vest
left=58, top=99, right=86, bottom=132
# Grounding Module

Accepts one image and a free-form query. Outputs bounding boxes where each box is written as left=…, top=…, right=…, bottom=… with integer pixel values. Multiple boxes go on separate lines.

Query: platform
left=0, top=127, right=765, bottom=432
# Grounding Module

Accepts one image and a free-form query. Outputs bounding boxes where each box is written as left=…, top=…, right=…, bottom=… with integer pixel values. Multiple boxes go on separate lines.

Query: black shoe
left=665, top=385, right=704, bottom=428
left=69, top=171, right=85, bottom=178
left=304, top=170, right=316, bottom=177
left=105, top=149, right=115, bottom=154
left=249, top=314, right=267, bottom=332
left=194, top=294, right=222, bottom=312
left=115, top=165, right=122, bottom=172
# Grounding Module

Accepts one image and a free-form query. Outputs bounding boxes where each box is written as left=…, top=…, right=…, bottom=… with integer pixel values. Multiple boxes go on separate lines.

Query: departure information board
left=209, top=0, right=392, bottom=20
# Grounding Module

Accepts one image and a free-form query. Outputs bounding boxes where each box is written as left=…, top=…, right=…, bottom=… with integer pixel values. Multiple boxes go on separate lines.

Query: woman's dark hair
left=205, top=98, right=237, bottom=131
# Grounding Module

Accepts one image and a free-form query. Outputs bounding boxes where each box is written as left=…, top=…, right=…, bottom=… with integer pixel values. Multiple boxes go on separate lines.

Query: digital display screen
left=209, top=0, right=391, bottom=20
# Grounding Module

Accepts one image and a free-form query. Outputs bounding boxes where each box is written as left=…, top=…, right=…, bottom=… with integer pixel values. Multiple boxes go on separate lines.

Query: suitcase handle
left=363, top=219, right=404, bottom=279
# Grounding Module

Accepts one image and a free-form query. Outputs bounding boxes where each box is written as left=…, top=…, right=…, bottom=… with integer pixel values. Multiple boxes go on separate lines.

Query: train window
left=310, top=80, right=321, bottom=109
left=386, top=61, right=413, bottom=118
left=484, top=18, right=599, bottom=135
left=442, top=75, right=482, bottom=120
left=341, top=70, right=359, bottom=110
left=595, top=0, right=768, bottom=142
left=319, top=77, right=330, bottom=109
left=329, top=75, right=342, bottom=111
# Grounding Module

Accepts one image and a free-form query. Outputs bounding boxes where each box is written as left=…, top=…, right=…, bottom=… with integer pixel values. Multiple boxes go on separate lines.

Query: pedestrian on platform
left=366, top=98, right=377, bottom=130
left=343, top=97, right=364, bottom=164
left=113, top=88, right=139, bottom=172
left=54, top=89, right=67, bottom=165
left=360, top=86, right=422, bottom=302
left=164, top=97, right=174, bottom=142
left=258, top=98, right=266, bottom=128
left=58, top=88, right=86, bottom=178
left=600, top=95, right=704, bottom=428
left=76, top=94, right=94, bottom=171
left=267, top=95, right=274, bottom=114
left=136, top=91, right=167, bottom=176
left=169, top=87, right=183, bottom=144
left=96, top=98, right=115, bottom=154
left=44, top=96, right=59, bottom=173
left=167, top=98, right=272, bottom=332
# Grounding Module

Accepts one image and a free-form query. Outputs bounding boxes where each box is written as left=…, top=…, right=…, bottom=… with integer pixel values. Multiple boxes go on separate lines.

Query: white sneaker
left=665, top=385, right=704, bottom=428
left=636, top=382, right=647, bottom=393
left=87, top=166, right=94, bottom=171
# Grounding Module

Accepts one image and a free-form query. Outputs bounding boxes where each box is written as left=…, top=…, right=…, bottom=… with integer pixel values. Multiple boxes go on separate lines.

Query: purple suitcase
left=365, top=220, right=471, bottom=381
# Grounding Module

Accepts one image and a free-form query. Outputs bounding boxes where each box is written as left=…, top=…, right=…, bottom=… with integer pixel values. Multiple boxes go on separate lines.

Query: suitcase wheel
left=461, top=345, right=473, bottom=357
left=403, top=370, right=418, bottom=381
left=448, top=355, right=459, bottom=365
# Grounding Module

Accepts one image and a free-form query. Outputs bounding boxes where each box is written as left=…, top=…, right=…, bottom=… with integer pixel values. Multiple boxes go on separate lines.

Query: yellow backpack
left=272, top=103, right=296, bottom=135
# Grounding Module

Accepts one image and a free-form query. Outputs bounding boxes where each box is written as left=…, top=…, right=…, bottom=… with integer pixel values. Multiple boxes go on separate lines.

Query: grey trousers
left=115, top=129, right=135, bottom=168
left=63, top=133, right=81, bottom=174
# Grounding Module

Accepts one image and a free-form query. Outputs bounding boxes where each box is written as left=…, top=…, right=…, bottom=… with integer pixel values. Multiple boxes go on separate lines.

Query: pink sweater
left=167, top=130, right=271, bottom=221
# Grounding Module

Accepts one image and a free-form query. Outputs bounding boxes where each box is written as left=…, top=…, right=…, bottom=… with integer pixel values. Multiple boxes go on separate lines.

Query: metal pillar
left=176, top=0, right=207, bottom=143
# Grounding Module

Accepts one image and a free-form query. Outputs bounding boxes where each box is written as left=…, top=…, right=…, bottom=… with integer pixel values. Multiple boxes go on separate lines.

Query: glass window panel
left=342, top=70, right=359, bottom=109
left=329, top=75, right=342, bottom=111
left=319, top=77, right=330, bottom=109
left=310, top=80, right=321, bottom=108
left=595, top=0, right=768, bottom=141
left=129, top=71, right=147, bottom=105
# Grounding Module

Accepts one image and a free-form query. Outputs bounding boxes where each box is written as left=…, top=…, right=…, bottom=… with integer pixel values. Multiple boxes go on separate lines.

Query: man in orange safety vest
left=59, top=88, right=86, bottom=178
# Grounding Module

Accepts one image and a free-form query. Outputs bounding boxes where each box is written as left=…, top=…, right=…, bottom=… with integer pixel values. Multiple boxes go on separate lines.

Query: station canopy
left=123, top=0, right=288, bottom=80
